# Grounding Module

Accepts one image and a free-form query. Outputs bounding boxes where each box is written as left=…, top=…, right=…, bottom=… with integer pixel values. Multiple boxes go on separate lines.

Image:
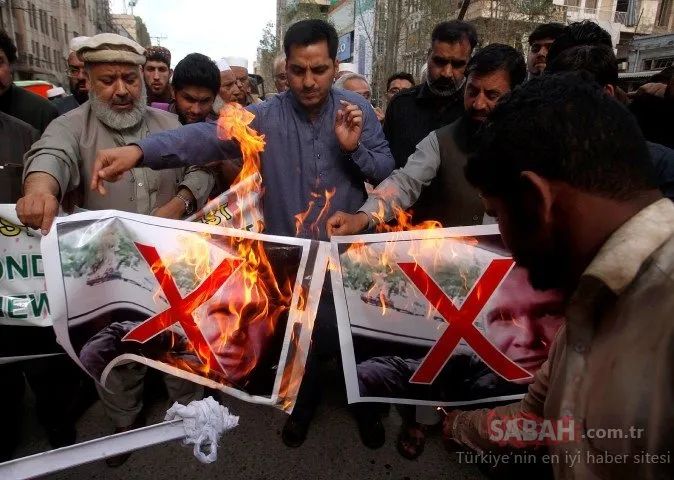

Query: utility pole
left=150, top=35, right=168, bottom=46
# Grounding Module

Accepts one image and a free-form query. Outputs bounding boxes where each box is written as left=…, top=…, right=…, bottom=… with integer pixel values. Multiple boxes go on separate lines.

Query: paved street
left=11, top=370, right=487, bottom=480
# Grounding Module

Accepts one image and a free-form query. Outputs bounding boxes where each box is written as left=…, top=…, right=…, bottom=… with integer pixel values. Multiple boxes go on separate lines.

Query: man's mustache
left=431, top=77, right=459, bottom=89
left=111, top=97, right=132, bottom=105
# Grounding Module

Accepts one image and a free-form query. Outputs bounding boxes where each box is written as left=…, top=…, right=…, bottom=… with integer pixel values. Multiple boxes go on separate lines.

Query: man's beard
left=463, top=110, right=485, bottom=138
left=426, top=76, right=465, bottom=98
left=70, top=79, right=89, bottom=104
left=90, top=84, right=147, bottom=131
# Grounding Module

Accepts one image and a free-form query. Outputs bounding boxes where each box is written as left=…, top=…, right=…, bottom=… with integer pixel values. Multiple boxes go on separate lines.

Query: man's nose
left=473, top=93, right=487, bottom=111
left=303, top=72, right=315, bottom=88
left=114, top=80, right=129, bottom=96
left=441, top=63, right=454, bottom=79
left=512, top=316, right=537, bottom=347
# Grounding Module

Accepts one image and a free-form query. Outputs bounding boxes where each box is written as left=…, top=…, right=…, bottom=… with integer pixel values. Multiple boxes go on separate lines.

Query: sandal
left=396, top=423, right=426, bottom=460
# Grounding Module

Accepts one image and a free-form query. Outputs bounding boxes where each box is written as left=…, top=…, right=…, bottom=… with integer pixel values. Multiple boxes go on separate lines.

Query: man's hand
left=326, top=211, right=370, bottom=237
left=335, top=100, right=364, bottom=153
left=16, top=193, right=59, bottom=235
left=91, top=145, right=143, bottom=195
left=628, top=82, right=667, bottom=99
left=152, top=197, right=186, bottom=220
left=442, top=410, right=465, bottom=453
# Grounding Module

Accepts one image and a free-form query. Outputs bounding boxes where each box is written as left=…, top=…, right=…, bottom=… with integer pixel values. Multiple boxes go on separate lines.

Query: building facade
left=2, top=0, right=116, bottom=86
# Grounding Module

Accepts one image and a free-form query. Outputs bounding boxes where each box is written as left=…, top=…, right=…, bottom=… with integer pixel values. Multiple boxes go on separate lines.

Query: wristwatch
left=175, top=192, right=195, bottom=215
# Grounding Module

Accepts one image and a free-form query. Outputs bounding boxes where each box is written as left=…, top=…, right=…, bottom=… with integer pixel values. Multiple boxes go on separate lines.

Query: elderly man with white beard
left=17, top=33, right=212, bottom=467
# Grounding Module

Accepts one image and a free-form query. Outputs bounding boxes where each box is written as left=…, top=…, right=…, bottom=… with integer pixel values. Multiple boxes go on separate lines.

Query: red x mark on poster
left=397, top=258, right=532, bottom=384
left=123, top=243, right=243, bottom=375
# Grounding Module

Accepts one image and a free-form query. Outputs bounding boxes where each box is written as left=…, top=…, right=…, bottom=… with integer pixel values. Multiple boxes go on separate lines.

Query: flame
left=341, top=188, right=481, bottom=321
left=295, top=188, right=336, bottom=238
left=144, top=103, right=305, bottom=409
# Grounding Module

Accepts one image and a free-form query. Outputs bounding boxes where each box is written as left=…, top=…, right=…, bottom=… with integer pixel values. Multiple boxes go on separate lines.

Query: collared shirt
left=23, top=103, right=213, bottom=214
left=451, top=198, right=674, bottom=480
left=137, top=88, right=395, bottom=240
left=0, top=111, right=38, bottom=203
left=383, top=82, right=464, bottom=169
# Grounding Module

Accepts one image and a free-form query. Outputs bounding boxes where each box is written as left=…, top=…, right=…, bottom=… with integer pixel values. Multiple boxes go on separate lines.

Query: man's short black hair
left=547, top=21, right=613, bottom=66
left=171, top=53, right=221, bottom=96
left=386, top=72, right=415, bottom=91
left=465, top=73, right=658, bottom=202
left=528, top=22, right=565, bottom=45
left=466, top=44, right=526, bottom=89
left=431, top=20, right=478, bottom=49
left=284, top=19, right=338, bottom=61
left=546, top=44, right=618, bottom=87
left=0, top=29, right=17, bottom=64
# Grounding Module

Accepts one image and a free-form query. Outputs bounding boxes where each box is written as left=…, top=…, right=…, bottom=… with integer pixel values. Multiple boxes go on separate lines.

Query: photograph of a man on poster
left=356, top=265, right=564, bottom=403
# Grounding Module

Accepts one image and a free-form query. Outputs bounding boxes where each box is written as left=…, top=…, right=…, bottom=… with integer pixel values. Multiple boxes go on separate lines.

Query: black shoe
left=106, top=451, right=132, bottom=468
left=282, top=417, right=310, bottom=448
left=357, top=417, right=386, bottom=449
left=46, top=424, right=76, bottom=449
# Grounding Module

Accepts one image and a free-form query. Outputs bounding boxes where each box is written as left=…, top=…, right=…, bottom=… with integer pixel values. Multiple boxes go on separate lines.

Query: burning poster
left=187, top=172, right=264, bottom=233
left=331, top=225, right=564, bottom=407
left=42, top=209, right=329, bottom=412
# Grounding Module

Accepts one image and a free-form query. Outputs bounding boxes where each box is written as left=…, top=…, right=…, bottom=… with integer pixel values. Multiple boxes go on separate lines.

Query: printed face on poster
left=41, top=210, right=329, bottom=412
left=330, top=225, right=565, bottom=407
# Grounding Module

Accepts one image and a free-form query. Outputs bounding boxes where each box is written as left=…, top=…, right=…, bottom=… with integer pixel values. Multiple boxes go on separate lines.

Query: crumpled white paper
left=165, top=396, right=239, bottom=463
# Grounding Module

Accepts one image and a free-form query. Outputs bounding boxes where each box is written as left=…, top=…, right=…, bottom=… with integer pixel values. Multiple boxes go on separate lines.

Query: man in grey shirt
left=327, top=44, right=527, bottom=460
left=327, top=45, right=525, bottom=237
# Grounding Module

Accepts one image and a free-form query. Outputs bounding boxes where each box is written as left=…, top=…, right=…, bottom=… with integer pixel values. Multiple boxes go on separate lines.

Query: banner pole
left=0, top=419, right=186, bottom=479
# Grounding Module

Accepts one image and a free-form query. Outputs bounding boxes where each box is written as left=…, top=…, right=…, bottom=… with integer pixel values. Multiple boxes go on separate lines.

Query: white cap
left=47, top=87, right=66, bottom=98
left=339, top=62, right=356, bottom=73
left=69, top=36, right=90, bottom=54
left=216, top=58, right=231, bottom=72
left=224, top=56, right=248, bottom=70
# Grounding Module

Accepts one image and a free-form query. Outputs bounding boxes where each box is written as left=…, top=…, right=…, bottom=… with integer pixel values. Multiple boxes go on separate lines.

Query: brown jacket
left=450, top=198, right=674, bottom=480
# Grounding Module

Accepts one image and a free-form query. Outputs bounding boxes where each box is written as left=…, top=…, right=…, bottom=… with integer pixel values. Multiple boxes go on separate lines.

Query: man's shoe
left=281, top=417, right=310, bottom=448
left=46, top=424, right=76, bottom=449
left=357, top=417, right=386, bottom=449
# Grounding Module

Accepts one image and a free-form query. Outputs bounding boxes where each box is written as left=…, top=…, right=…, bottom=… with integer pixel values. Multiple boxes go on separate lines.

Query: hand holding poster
left=330, top=225, right=564, bottom=407
left=41, top=210, right=329, bottom=412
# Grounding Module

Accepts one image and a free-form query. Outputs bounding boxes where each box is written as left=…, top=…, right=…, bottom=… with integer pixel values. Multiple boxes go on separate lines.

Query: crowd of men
left=1, top=15, right=673, bottom=479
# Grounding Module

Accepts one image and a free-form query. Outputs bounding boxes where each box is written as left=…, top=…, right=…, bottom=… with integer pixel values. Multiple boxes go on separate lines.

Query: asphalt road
left=10, top=370, right=488, bottom=480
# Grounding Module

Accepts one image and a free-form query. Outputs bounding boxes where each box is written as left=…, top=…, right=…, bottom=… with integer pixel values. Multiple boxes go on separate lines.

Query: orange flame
left=150, top=103, right=304, bottom=408
left=342, top=188, right=481, bottom=320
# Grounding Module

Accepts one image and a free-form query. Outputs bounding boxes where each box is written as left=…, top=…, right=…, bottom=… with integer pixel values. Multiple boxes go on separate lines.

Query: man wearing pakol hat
left=16, top=33, right=212, bottom=467
left=143, top=45, right=173, bottom=105
left=53, top=36, right=90, bottom=114
left=223, top=55, right=262, bottom=106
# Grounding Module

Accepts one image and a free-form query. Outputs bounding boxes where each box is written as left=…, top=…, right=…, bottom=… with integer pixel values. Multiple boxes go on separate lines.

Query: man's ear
left=520, top=170, right=555, bottom=226
left=604, top=84, right=615, bottom=97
